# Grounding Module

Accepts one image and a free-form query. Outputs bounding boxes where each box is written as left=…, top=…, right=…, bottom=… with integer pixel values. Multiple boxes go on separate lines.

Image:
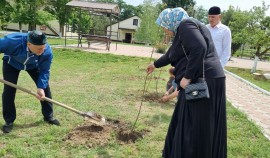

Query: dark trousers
left=2, top=61, right=53, bottom=124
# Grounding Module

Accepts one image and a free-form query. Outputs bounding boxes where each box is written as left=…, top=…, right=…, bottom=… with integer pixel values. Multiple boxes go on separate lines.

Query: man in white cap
left=206, top=6, right=232, bottom=68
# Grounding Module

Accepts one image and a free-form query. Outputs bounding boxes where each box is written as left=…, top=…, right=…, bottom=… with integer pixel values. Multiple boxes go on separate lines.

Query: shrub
left=155, top=43, right=167, bottom=54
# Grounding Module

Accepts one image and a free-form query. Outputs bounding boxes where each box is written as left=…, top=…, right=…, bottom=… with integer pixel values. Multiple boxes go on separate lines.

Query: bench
left=81, top=34, right=111, bottom=51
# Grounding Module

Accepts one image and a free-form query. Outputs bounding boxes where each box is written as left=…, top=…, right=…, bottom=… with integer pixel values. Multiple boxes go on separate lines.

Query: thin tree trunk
left=19, top=22, right=22, bottom=33
left=28, top=23, right=36, bottom=31
left=251, top=56, right=259, bottom=73
left=60, top=24, right=64, bottom=37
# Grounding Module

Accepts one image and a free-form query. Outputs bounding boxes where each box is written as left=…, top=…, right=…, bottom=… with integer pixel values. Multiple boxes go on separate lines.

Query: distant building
left=107, top=16, right=141, bottom=43
left=4, top=20, right=61, bottom=36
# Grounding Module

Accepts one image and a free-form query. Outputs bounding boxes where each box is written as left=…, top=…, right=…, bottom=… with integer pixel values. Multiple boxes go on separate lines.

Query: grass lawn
left=47, top=37, right=78, bottom=45
left=0, top=49, right=269, bottom=157
left=47, top=37, right=150, bottom=48
left=226, top=67, right=270, bottom=92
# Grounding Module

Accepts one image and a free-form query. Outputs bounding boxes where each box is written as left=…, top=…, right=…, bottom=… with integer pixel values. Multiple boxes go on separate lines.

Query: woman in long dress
left=146, top=7, right=227, bottom=158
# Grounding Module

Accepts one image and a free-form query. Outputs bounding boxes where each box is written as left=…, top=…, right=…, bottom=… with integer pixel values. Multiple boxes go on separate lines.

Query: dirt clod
left=117, top=129, right=144, bottom=143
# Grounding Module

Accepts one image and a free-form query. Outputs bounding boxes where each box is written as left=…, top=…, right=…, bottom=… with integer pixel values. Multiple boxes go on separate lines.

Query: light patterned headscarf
left=156, top=7, right=189, bottom=33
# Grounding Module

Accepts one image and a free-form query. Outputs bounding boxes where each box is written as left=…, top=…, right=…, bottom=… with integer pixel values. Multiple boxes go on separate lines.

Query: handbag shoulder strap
left=180, top=18, right=208, bottom=79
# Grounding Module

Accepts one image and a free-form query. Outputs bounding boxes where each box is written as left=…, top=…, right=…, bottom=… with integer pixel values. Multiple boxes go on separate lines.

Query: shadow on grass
left=15, top=120, right=43, bottom=129
left=0, top=120, right=43, bottom=136
left=147, top=113, right=172, bottom=126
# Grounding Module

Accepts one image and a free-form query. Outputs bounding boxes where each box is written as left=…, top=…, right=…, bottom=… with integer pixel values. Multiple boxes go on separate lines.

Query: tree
left=246, top=2, right=270, bottom=72
left=229, top=2, right=270, bottom=73
left=10, top=0, right=54, bottom=31
left=119, top=4, right=138, bottom=20
left=45, top=0, right=72, bottom=36
left=222, top=6, right=236, bottom=26
left=0, top=0, right=13, bottom=30
left=162, top=0, right=195, bottom=11
left=261, top=16, right=270, bottom=28
left=12, top=0, right=27, bottom=32
left=222, top=6, right=245, bottom=55
left=68, top=10, right=93, bottom=34
left=91, top=15, right=110, bottom=35
left=135, top=0, right=164, bottom=45
left=194, top=6, right=207, bottom=24
left=95, top=0, right=143, bottom=20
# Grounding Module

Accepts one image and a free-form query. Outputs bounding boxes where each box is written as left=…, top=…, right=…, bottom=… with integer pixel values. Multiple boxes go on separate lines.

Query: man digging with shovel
left=0, top=30, right=60, bottom=133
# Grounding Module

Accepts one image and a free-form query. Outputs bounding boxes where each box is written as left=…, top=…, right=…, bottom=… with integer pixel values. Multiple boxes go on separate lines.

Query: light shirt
left=206, top=22, right=231, bottom=68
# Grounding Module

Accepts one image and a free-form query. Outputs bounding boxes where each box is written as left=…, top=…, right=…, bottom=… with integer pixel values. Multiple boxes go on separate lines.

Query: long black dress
left=154, top=18, right=227, bottom=158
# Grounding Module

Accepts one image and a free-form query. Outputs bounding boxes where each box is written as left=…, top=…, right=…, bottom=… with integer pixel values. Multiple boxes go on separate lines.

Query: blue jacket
left=0, top=33, right=53, bottom=89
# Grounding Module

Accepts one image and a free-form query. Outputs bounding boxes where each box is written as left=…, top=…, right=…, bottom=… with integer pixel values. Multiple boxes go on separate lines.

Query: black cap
left=27, top=30, right=47, bottom=45
left=208, top=6, right=221, bottom=15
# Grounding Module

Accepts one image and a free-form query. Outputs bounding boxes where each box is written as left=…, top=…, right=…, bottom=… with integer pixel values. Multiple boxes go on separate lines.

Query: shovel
left=0, top=78, right=106, bottom=124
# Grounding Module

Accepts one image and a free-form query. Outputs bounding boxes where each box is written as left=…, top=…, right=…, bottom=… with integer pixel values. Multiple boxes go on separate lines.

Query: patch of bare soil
left=0, top=143, right=6, bottom=148
left=143, top=92, right=164, bottom=102
left=63, top=119, right=149, bottom=148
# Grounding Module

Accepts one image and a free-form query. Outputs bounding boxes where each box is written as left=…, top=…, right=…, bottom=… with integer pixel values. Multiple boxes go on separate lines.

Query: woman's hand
left=161, top=95, right=170, bottom=102
left=36, top=88, right=45, bottom=101
left=146, top=63, right=156, bottom=74
left=180, top=77, right=191, bottom=89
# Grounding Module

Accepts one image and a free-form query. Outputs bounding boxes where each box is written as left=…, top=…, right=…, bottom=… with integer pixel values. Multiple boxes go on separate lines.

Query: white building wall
left=118, top=16, right=140, bottom=30
left=107, top=16, right=140, bottom=41
left=107, top=24, right=119, bottom=40
left=5, top=20, right=60, bottom=36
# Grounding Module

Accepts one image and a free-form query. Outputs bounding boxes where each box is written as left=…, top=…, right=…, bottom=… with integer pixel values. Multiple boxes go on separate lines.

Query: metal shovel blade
left=83, top=112, right=106, bottom=124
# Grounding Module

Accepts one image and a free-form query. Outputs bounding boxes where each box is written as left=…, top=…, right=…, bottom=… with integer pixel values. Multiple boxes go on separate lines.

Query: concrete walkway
left=54, top=43, right=270, bottom=140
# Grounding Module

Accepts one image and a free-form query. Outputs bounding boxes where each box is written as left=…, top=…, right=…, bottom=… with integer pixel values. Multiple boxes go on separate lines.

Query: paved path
left=226, top=73, right=270, bottom=140
left=226, top=57, right=270, bottom=72
left=55, top=43, right=270, bottom=140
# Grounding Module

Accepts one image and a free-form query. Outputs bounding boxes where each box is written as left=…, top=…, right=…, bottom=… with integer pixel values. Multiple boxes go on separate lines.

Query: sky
left=124, top=0, right=270, bottom=15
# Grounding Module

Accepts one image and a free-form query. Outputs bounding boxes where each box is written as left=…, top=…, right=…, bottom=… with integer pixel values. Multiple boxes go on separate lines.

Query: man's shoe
left=44, top=118, right=60, bottom=126
left=2, top=123, right=13, bottom=133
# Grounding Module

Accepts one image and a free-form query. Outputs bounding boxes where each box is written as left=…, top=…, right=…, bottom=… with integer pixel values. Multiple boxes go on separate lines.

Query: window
left=133, top=19, right=138, bottom=26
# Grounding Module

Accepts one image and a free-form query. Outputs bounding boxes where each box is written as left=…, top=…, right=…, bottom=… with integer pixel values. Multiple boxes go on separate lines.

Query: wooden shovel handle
left=0, top=78, right=84, bottom=116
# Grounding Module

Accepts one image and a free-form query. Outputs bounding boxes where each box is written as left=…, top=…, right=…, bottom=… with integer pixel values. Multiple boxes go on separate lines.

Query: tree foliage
left=0, top=0, right=13, bottom=29
left=194, top=6, right=207, bottom=24
left=135, top=0, right=164, bottom=45
left=67, top=10, right=93, bottom=34
left=162, top=0, right=195, bottom=11
left=119, top=4, right=142, bottom=20
left=10, top=0, right=54, bottom=31
left=227, top=2, right=270, bottom=72
left=45, top=0, right=72, bottom=36
left=244, top=3, right=270, bottom=57
left=222, top=6, right=246, bottom=55
left=94, top=0, right=142, bottom=20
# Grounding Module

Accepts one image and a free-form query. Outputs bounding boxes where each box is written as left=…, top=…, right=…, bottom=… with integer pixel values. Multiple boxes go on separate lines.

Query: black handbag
left=185, top=78, right=210, bottom=100
left=181, top=19, right=210, bottom=101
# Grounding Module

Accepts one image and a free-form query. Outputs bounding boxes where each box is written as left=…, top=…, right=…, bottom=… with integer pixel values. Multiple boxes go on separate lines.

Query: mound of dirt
left=63, top=119, right=149, bottom=148
left=143, top=92, right=164, bottom=102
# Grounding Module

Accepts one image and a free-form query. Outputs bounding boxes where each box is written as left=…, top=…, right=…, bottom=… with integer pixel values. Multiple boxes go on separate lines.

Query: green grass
left=47, top=37, right=78, bottom=45
left=226, top=67, right=270, bottom=92
left=46, top=37, right=148, bottom=47
left=0, top=49, right=269, bottom=157
left=227, top=103, right=270, bottom=158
